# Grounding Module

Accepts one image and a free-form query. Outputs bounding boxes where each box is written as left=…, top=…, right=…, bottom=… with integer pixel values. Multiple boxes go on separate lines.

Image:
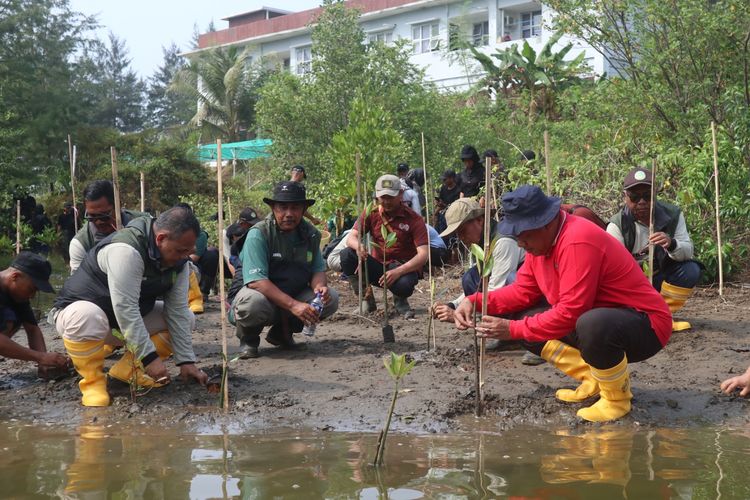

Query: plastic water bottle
left=302, top=292, right=324, bottom=337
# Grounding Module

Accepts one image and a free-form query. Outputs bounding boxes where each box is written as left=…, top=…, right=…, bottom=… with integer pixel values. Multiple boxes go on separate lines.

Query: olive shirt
left=241, top=218, right=326, bottom=286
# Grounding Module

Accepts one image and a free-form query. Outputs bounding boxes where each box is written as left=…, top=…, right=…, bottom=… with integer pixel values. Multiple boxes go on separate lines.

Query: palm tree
left=172, top=46, right=266, bottom=142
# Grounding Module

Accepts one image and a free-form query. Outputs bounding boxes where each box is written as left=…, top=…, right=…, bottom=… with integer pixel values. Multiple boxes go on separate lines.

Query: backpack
left=322, top=233, right=346, bottom=260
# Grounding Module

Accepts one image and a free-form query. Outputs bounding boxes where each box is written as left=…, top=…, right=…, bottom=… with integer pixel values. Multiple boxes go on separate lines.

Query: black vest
left=55, top=217, right=186, bottom=328
left=610, top=201, right=682, bottom=271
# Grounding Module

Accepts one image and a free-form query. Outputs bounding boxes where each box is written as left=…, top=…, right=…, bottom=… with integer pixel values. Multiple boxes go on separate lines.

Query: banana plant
left=373, top=352, right=416, bottom=466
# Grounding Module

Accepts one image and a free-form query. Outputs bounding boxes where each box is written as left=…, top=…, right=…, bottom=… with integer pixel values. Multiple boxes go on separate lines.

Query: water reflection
left=0, top=421, right=748, bottom=499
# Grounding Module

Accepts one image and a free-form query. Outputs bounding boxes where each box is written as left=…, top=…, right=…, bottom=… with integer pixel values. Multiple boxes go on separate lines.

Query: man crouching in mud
left=231, top=181, right=338, bottom=359
left=50, top=206, right=208, bottom=406
left=454, top=186, right=672, bottom=422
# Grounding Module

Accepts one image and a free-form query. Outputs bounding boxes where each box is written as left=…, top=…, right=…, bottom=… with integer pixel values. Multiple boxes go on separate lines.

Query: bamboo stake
left=355, top=151, right=364, bottom=321
left=711, top=121, right=724, bottom=296
left=15, top=200, right=21, bottom=255
left=216, top=139, right=229, bottom=411
left=422, top=133, right=436, bottom=349
left=227, top=197, right=233, bottom=225
left=648, top=159, right=657, bottom=285
left=139, top=171, right=145, bottom=212
left=68, top=136, right=78, bottom=232
left=110, top=147, right=122, bottom=230
left=479, top=155, right=492, bottom=413
left=544, top=130, right=552, bottom=195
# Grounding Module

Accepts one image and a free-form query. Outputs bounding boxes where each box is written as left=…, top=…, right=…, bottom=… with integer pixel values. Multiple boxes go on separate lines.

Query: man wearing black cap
left=0, top=252, right=69, bottom=375
left=433, top=169, right=462, bottom=234
left=458, top=145, right=485, bottom=198
left=454, top=185, right=672, bottom=422
left=223, top=207, right=263, bottom=278
left=607, top=167, right=701, bottom=332
left=52, top=207, right=208, bottom=406
left=290, top=165, right=307, bottom=183
left=232, top=181, right=339, bottom=358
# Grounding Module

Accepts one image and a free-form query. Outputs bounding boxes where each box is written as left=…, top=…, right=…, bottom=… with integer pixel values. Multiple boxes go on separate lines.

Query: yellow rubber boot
left=660, top=282, right=693, bottom=331
left=108, top=331, right=172, bottom=388
left=188, top=269, right=204, bottom=314
left=541, top=340, right=599, bottom=402
left=63, top=338, right=110, bottom=407
left=577, top=356, right=632, bottom=422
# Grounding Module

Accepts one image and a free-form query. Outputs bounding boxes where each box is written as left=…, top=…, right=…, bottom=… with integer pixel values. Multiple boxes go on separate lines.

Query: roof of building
left=197, top=0, right=426, bottom=51
left=221, top=7, right=294, bottom=22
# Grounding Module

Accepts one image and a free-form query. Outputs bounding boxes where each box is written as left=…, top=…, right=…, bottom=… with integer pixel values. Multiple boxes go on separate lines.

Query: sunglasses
left=84, top=210, right=114, bottom=222
left=625, top=191, right=652, bottom=203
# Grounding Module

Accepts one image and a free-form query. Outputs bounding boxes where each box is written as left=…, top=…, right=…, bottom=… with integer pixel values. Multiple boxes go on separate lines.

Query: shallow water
left=0, top=422, right=748, bottom=499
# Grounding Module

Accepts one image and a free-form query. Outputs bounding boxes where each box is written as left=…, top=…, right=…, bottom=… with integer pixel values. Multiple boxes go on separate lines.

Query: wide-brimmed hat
left=263, top=181, right=315, bottom=206
left=10, top=251, right=54, bottom=293
left=498, top=185, right=561, bottom=236
left=623, top=167, right=653, bottom=190
left=439, top=198, right=484, bottom=237
left=375, top=174, right=403, bottom=197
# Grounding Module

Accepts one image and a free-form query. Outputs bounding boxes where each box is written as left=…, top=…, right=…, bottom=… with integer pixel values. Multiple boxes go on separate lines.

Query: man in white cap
left=340, top=174, right=428, bottom=318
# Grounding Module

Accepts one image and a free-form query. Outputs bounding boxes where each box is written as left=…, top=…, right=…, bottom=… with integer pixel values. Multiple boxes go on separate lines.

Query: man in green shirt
left=232, top=181, right=339, bottom=358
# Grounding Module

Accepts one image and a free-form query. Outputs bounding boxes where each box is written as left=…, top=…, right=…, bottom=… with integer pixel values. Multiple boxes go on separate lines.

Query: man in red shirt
left=342, top=174, right=429, bottom=318
left=455, top=185, right=672, bottom=422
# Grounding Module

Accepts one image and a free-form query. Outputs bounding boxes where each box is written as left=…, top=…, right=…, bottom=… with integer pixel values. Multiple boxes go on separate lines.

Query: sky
left=69, top=1, right=321, bottom=79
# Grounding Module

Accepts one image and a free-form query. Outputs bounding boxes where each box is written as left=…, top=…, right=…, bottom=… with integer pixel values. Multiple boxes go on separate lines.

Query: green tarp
left=196, top=139, right=272, bottom=162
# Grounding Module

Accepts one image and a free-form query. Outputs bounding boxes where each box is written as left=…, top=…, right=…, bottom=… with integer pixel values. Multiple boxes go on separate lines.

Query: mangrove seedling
left=469, top=239, right=496, bottom=417
left=110, top=330, right=141, bottom=404
left=380, top=224, right=398, bottom=342
left=373, top=352, right=416, bottom=466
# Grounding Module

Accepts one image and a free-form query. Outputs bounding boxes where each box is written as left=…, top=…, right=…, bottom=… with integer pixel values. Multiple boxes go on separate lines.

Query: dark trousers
left=196, top=247, right=220, bottom=295
left=340, top=247, right=418, bottom=298
left=654, top=259, right=701, bottom=291
left=429, top=246, right=449, bottom=267
left=521, top=307, right=664, bottom=370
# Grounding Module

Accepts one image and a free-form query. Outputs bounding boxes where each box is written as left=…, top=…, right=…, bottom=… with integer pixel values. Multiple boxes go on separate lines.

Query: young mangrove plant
left=373, top=352, right=416, bottom=466
left=110, top=330, right=141, bottom=404
left=469, top=239, right=496, bottom=417
left=380, top=224, right=398, bottom=342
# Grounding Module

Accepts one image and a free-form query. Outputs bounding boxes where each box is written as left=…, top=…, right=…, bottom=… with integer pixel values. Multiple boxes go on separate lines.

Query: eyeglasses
left=84, top=210, right=113, bottom=222
left=626, top=191, right=652, bottom=203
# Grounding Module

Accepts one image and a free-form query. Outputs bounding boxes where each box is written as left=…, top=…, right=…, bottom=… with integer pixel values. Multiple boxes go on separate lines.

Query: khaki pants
left=55, top=301, right=195, bottom=344
left=232, top=286, right=339, bottom=338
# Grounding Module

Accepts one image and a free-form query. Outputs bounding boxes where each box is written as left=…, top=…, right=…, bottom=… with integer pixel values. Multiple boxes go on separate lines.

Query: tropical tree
left=470, top=30, right=590, bottom=121
left=172, top=46, right=268, bottom=143
left=146, top=43, right=194, bottom=131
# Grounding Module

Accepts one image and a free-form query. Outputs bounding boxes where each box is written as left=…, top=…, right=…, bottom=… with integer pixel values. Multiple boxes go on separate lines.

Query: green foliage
left=35, top=226, right=60, bottom=249
left=383, top=352, right=416, bottom=382
left=380, top=225, right=397, bottom=249
left=0, top=235, right=14, bottom=256
left=469, top=239, right=496, bottom=279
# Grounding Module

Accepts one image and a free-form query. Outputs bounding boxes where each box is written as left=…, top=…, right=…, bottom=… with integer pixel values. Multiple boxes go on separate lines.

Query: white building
left=194, top=0, right=612, bottom=91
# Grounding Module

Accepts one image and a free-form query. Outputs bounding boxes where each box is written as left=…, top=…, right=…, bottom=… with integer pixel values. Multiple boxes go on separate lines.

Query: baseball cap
left=439, top=198, right=485, bottom=237
left=375, top=174, right=403, bottom=197
left=291, top=165, right=306, bottom=179
left=623, top=167, right=653, bottom=190
left=10, top=251, right=54, bottom=293
left=238, top=207, right=262, bottom=225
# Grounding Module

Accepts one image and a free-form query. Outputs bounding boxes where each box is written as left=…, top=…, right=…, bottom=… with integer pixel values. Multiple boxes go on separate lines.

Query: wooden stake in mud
left=355, top=151, right=364, bottom=321
left=648, top=159, right=657, bottom=285
left=422, top=133, right=436, bottom=349
left=140, top=171, right=145, bottom=212
left=216, top=139, right=230, bottom=411
left=544, top=130, right=552, bottom=195
left=68, top=135, right=78, bottom=232
left=478, top=155, right=493, bottom=414
left=110, top=147, right=123, bottom=230
left=711, top=121, right=724, bottom=296
left=15, top=200, right=21, bottom=255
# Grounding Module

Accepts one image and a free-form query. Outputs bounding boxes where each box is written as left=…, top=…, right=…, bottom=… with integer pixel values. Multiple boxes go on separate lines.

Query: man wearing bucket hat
left=454, top=185, right=672, bottom=422
left=232, top=181, right=339, bottom=358
left=607, top=167, right=701, bottom=332
left=0, top=252, right=69, bottom=376
left=341, top=174, right=429, bottom=318
left=432, top=199, right=525, bottom=327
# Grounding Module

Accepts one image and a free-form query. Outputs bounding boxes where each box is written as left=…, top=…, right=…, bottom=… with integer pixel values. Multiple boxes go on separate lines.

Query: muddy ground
left=0, top=267, right=748, bottom=433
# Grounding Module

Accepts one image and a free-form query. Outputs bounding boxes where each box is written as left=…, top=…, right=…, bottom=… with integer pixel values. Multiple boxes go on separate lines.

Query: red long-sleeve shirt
left=468, top=212, right=672, bottom=346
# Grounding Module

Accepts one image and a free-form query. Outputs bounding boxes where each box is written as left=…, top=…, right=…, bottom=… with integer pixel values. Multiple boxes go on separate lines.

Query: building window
left=295, top=46, right=312, bottom=75
left=368, top=31, right=393, bottom=45
left=472, top=21, right=490, bottom=47
left=412, top=22, right=440, bottom=54
left=521, top=10, right=542, bottom=39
